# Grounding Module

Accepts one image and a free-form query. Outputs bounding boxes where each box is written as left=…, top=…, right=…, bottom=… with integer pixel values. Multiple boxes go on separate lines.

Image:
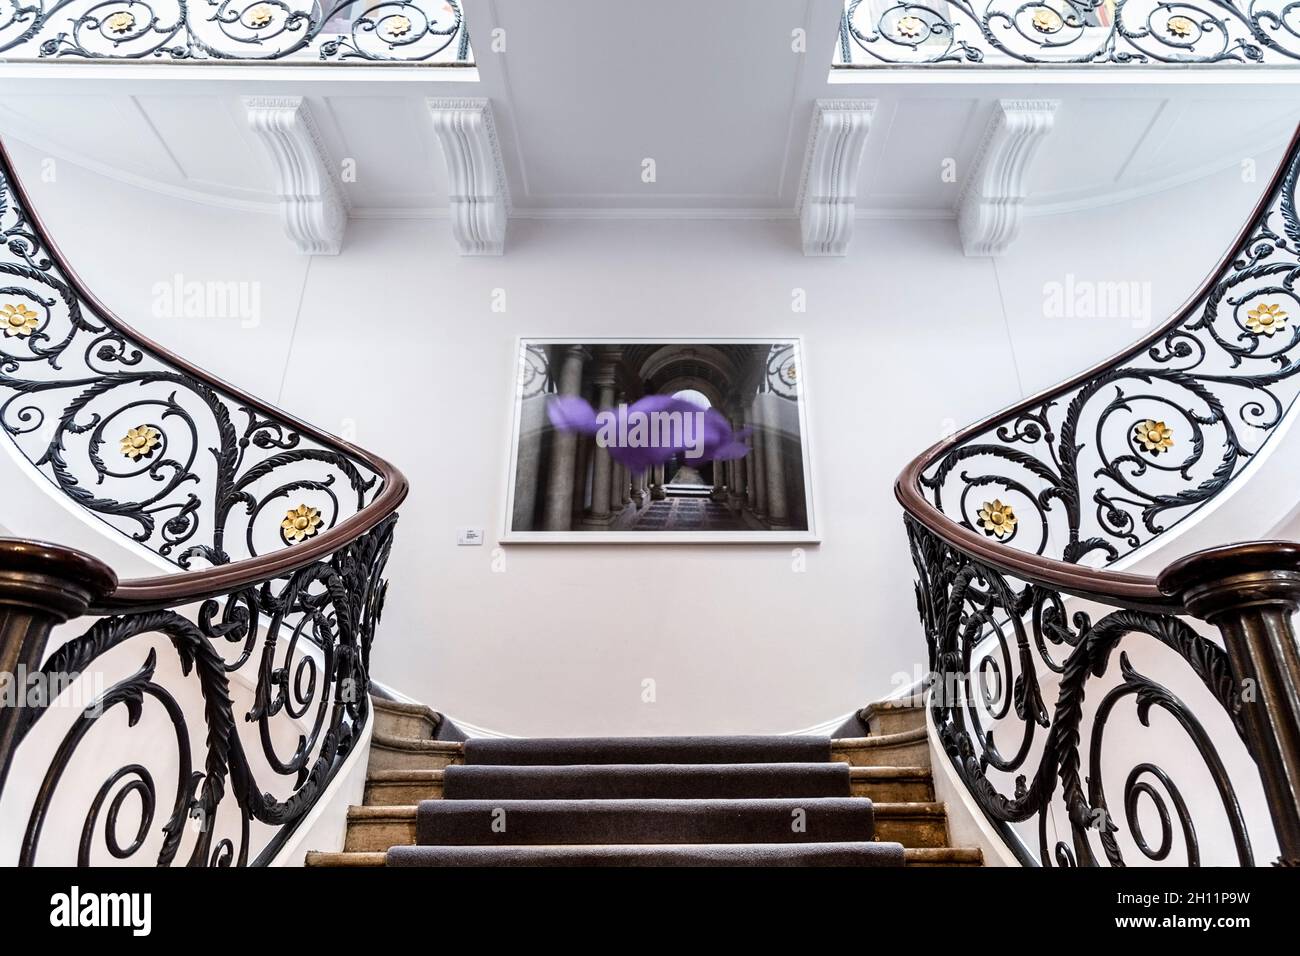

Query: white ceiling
left=1, top=0, right=1299, bottom=220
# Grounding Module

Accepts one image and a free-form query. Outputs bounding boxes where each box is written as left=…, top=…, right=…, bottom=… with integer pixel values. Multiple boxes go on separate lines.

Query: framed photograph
left=502, top=337, right=818, bottom=543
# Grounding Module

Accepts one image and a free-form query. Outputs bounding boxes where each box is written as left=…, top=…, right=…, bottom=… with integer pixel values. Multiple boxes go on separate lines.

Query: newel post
left=1159, top=541, right=1300, bottom=866
left=0, top=538, right=116, bottom=796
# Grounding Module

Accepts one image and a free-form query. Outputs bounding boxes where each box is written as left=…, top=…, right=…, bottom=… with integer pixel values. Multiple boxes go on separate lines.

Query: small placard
left=457, top=528, right=485, bottom=546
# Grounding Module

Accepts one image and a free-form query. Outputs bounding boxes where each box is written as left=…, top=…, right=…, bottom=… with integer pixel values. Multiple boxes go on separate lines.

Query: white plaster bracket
left=957, top=99, right=1059, bottom=257
left=243, top=96, right=347, bottom=256
left=796, top=99, right=876, bottom=257
left=426, top=97, right=511, bottom=256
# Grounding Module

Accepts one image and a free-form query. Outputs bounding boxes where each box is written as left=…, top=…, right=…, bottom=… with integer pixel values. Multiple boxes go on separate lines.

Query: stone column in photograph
left=610, top=391, right=629, bottom=513
left=631, top=469, right=648, bottom=508
left=541, top=345, right=590, bottom=531
left=571, top=425, right=592, bottom=519
left=727, top=404, right=748, bottom=512
left=710, top=454, right=727, bottom=501
left=580, top=351, right=620, bottom=528
left=750, top=396, right=768, bottom=522
left=610, top=460, right=624, bottom=514
left=759, top=391, right=790, bottom=529
left=509, top=347, right=552, bottom=532
left=651, top=464, right=667, bottom=500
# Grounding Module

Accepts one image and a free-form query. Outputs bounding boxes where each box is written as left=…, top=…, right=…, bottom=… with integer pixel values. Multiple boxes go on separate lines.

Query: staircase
left=305, top=698, right=983, bottom=867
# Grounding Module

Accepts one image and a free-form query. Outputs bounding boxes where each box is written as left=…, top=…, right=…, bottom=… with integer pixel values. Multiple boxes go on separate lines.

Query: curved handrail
left=0, top=135, right=410, bottom=865
left=0, top=138, right=408, bottom=613
left=896, top=124, right=1300, bottom=610
left=894, top=125, right=1300, bottom=868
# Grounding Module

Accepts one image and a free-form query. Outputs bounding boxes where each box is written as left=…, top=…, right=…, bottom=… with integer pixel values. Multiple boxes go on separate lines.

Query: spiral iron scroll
left=920, top=131, right=1300, bottom=568
left=11, top=513, right=395, bottom=866
left=0, top=0, right=471, bottom=63
left=0, top=156, right=389, bottom=568
left=906, top=516, right=1257, bottom=866
left=838, top=0, right=1300, bottom=65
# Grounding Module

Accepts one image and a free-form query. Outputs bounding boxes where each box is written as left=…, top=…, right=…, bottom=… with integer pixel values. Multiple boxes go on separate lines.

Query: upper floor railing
left=0, top=0, right=472, bottom=64
left=0, top=138, right=408, bottom=865
left=836, top=0, right=1300, bottom=66
left=896, top=127, right=1300, bottom=866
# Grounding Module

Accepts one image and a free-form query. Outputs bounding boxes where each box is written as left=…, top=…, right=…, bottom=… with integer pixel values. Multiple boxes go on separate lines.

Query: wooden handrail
left=0, top=138, right=408, bottom=613
left=895, top=124, right=1300, bottom=612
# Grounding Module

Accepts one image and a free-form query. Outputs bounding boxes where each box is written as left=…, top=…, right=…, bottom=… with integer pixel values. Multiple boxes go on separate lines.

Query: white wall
left=3, top=136, right=1288, bottom=736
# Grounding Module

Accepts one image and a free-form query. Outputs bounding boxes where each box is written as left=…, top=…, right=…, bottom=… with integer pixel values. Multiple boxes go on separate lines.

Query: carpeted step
left=386, top=841, right=905, bottom=867
left=415, top=797, right=874, bottom=846
left=442, top=762, right=851, bottom=800
left=463, top=735, right=831, bottom=766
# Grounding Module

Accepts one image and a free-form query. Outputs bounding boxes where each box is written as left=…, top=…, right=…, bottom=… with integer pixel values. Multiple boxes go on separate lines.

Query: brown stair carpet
left=442, top=762, right=852, bottom=800
left=387, top=841, right=905, bottom=867
left=414, top=796, right=874, bottom=845
left=329, top=727, right=984, bottom=867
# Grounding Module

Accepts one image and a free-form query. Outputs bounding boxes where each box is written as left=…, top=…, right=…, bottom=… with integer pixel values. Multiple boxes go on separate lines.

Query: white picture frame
left=500, top=336, right=819, bottom=544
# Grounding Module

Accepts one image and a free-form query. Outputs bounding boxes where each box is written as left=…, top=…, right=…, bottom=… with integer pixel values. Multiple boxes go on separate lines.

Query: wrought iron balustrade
left=0, top=138, right=408, bottom=865
left=0, top=0, right=472, bottom=63
left=837, top=0, right=1300, bottom=65
left=895, top=127, right=1300, bottom=866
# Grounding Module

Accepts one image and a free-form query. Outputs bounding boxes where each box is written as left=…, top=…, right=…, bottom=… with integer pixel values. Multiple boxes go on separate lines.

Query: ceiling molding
left=427, top=96, right=511, bottom=255
left=797, top=98, right=876, bottom=256
left=1, top=85, right=1293, bottom=236
left=957, top=99, right=1058, bottom=257
left=243, top=95, right=348, bottom=255
left=0, top=108, right=278, bottom=214
left=1023, top=128, right=1295, bottom=219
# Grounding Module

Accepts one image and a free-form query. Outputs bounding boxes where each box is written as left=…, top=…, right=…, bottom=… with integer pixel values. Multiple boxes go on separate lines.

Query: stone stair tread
left=832, top=728, right=927, bottom=749
left=904, top=847, right=983, bottom=865
left=373, top=698, right=443, bottom=721
left=848, top=766, right=931, bottom=779
left=305, top=851, right=387, bottom=867
left=350, top=805, right=418, bottom=820
left=872, top=801, right=947, bottom=816
left=371, top=733, right=463, bottom=754
left=368, top=769, right=446, bottom=783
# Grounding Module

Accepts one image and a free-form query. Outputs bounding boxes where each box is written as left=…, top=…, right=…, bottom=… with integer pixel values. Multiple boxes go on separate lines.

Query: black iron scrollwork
left=920, top=136, right=1300, bottom=568
left=0, top=158, right=387, bottom=568
left=906, top=516, right=1255, bottom=866
left=517, top=343, right=551, bottom=401
left=837, top=0, right=1300, bottom=65
left=13, top=513, right=395, bottom=866
left=0, top=0, right=471, bottom=63
left=765, top=343, right=800, bottom=401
